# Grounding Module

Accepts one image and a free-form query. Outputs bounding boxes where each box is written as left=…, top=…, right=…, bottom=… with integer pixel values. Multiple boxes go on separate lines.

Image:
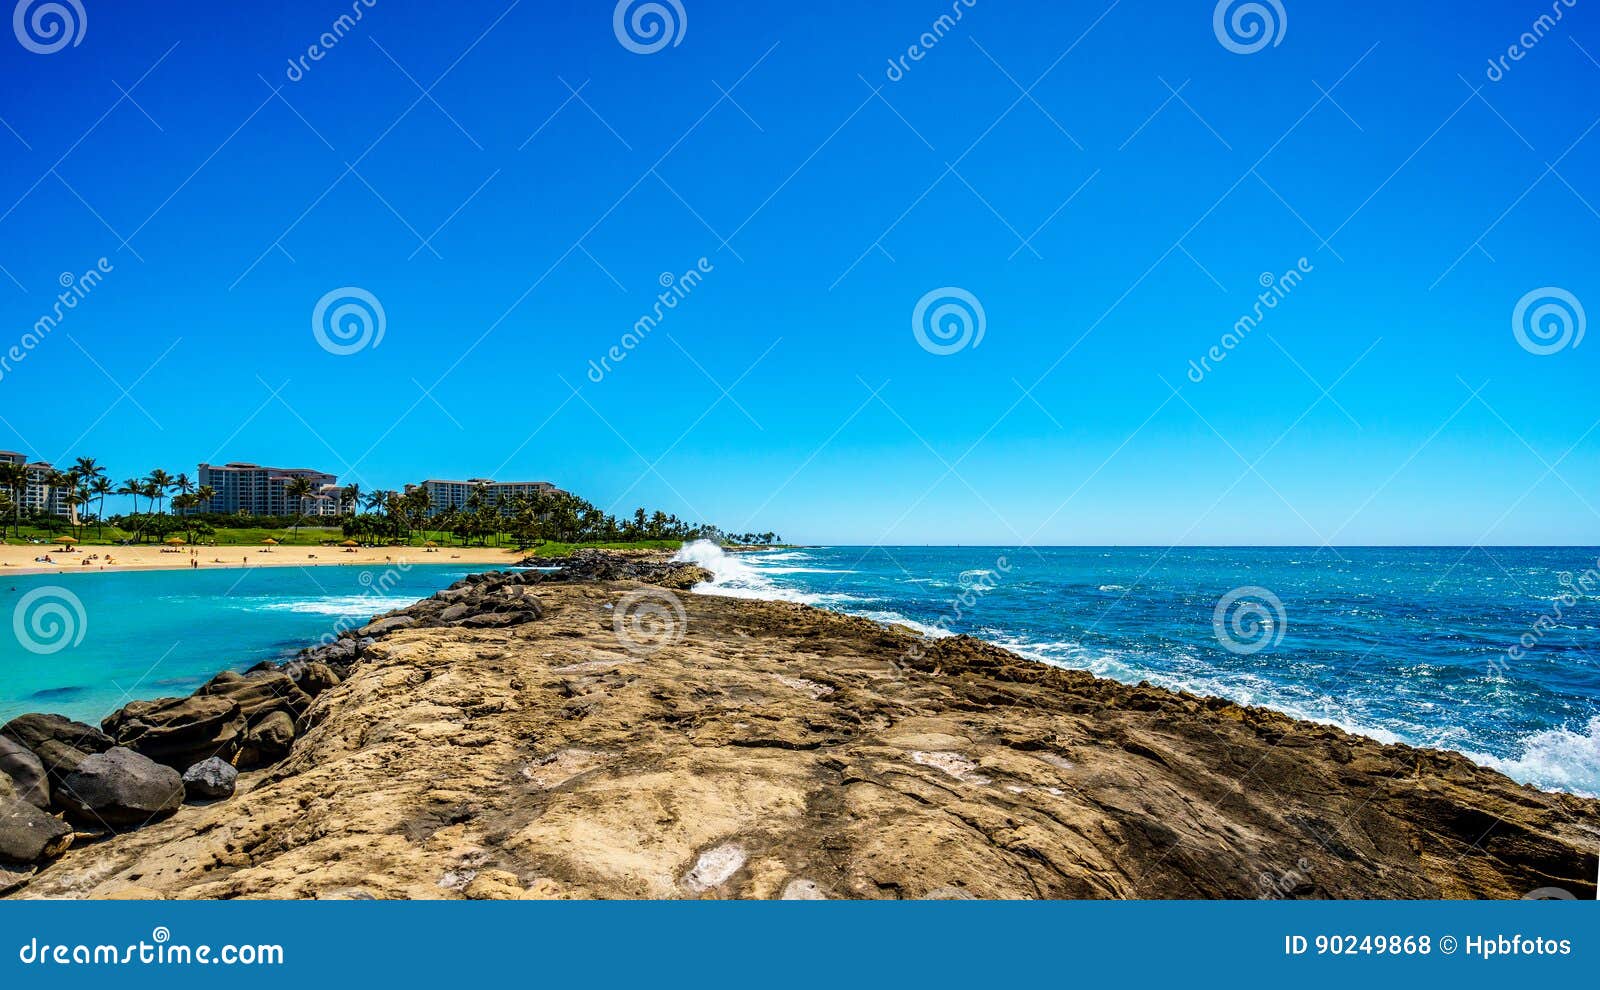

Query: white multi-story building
left=0, top=451, right=70, bottom=516
left=411, top=478, right=562, bottom=517
left=197, top=462, right=340, bottom=517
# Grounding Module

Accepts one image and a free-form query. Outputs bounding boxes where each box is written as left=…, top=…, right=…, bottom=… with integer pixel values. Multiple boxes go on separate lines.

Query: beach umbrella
left=340, top=539, right=359, bottom=547
left=263, top=537, right=279, bottom=544
left=57, top=536, right=77, bottom=546
left=166, top=537, right=186, bottom=545
left=424, top=540, right=439, bottom=547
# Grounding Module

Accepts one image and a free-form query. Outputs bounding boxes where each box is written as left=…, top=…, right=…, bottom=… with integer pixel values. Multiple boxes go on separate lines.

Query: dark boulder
left=0, top=736, right=50, bottom=809
left=198, top=670, right=312, bottom=725
left=182, top=757, right=238, bottom=801
left=0, top=714, right=114, bottom=786
left=56, top=747, right=183, bottom=828
left=459, top=611, right=541, bottom=629
left=239, top=711, right=296, bottom=769
left=101, top=695, right=247, bottom=770
left=0, top=796, right=72, bottom=865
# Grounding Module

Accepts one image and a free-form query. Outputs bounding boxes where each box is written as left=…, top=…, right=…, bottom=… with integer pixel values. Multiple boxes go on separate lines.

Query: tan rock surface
left=10, top=574, right=1598, bottom=899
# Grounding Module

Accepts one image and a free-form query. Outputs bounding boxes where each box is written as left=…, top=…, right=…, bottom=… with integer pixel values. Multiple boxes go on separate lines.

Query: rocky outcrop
left=7, top=556, right=1596, bottom=901
left=101, top=695, right=247, bottom=771
left=0, top=797, right=72, bottom=865
left=239, top=712, right=295, bottom=769
left=182, top=758, right=237, bottom=801
left=56, top=748, right=184, bottom=828
left=523, top=548, right=710, bottom=590
left=198, top=670, right=313, bottom=725
left=292, top=662, right=342, bottom=698
left=0, top=714, right=113, bottom=786
left=0, top=737, right=50, bottom=809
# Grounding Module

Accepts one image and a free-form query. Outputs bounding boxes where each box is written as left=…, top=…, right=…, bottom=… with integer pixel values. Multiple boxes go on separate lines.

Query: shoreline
left=4, top=551, right=1596, bottom=899
left=0, top=543, right=527, bottom=577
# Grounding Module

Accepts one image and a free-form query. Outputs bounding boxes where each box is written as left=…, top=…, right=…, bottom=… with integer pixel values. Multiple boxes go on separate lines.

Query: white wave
left=674, top=540, right=859, bottom=607
left=856, top=610, right=956, bottom=639
left=747, top=550, right=807, bottom=562
left=1469, top=717, right=1600, bottom=798
left=254, top=595, right=418, bottom=618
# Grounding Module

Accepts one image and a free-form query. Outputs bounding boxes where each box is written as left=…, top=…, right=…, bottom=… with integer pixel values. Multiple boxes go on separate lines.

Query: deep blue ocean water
left=0, top=564, right=477, bottom=727
left=678, top=544, right=1600, bottom=797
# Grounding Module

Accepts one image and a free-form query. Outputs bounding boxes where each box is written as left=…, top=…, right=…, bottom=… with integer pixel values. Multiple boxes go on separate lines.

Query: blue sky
left=0, top=0, right=1596, bottom=545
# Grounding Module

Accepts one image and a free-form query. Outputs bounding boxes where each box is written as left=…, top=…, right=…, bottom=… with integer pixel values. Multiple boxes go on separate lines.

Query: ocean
left=0, top=564, right=478, bottom=727
left=676, top=543, right=1600, bottom=797
left=4, top=547, right=1598, bottom=799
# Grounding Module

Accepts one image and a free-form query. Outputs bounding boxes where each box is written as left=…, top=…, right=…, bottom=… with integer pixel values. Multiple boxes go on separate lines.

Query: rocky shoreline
left=3, top=551, right=1597, bottom=899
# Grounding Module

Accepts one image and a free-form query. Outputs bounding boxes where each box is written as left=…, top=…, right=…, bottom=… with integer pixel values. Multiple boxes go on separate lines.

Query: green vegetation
left=1, top=457, right=777, bottom=552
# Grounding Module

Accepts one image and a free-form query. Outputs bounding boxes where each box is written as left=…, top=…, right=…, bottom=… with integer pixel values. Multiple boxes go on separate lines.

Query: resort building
left=410, top=478, right=563, bottom=517
left=197, top=462, right=340, bottom=517
left=0, top=450, right=70, bottom=516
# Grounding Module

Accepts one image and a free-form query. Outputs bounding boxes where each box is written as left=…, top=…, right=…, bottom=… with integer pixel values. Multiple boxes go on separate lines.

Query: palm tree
left=0, top=463, right=25, bottom=539
left=171, top=473, right=194, bottom=515
left=341, top=483, right=361, bottom=518
left=71, top=486, right=92, bottom=537
left=89, top=476, right=113, bottom=538
left=285, top=475, right=314, bottom=537
left=195, top=484, right=215, bottom=514
left=115, top=477, right=144, bottom=515
left=145, top=469, right=173, bottom=514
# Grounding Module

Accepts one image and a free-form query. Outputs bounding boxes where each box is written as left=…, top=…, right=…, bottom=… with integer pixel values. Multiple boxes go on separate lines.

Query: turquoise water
left=0, top=565, right=477, bottom=726
left=679, top=544, right=1600, bottom=797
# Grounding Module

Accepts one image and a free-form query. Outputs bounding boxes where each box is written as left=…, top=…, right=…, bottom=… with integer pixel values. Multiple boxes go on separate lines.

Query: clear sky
left=0, top=0, right=1596, bottom=545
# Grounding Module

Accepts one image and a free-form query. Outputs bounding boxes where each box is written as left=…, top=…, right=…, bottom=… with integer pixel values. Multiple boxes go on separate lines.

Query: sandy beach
left=0, top=543, right=526, bottom=576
